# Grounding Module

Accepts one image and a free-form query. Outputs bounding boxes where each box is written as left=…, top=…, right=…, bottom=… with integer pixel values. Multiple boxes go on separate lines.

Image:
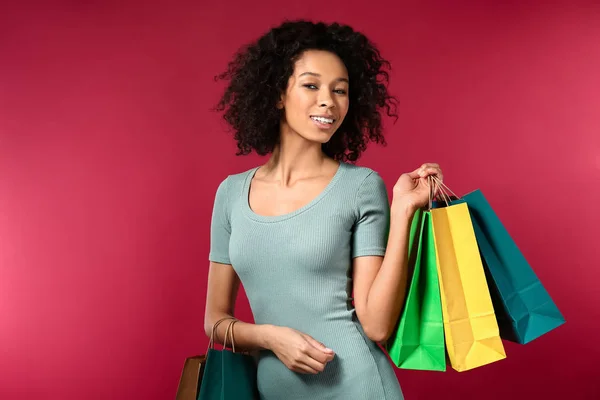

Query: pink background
left=1, top=1, right=599, bottom=399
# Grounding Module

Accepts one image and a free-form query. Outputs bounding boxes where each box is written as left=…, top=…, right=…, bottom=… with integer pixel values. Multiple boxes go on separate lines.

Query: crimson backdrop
left=1, top=1, right=599, bottom=399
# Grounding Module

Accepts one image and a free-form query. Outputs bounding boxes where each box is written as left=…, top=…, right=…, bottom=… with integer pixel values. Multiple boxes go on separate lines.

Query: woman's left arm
left=353, top=163, right=443, bottom=343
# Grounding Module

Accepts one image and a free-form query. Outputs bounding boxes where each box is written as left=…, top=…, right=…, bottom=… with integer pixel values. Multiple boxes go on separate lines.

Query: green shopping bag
left=198, top=318, right=259, bottom=400
left=386, top=208, right=446, bottom=371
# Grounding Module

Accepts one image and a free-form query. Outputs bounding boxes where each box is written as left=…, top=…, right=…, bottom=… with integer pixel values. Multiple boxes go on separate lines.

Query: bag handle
left=433, top=175, right=460, bottom=199
left=207, top=316, right=237, bottom=352
left=428, top=175, right=435, bottom=210
left=428, top=175, right=460, bottom=209
left=223, top=319, right=239, bottom=353
left=428, top=176, right=447, bottom=209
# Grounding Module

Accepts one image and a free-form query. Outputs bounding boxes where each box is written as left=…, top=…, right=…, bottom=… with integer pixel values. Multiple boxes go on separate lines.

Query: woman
left=204, top=20, right=443, bottom=399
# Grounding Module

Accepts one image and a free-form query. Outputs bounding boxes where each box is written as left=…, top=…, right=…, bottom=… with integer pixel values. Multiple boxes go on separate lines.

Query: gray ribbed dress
left=208, top=161, right=404, bottom=400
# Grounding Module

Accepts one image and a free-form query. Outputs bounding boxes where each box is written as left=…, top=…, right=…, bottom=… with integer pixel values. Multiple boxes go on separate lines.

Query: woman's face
left=279, top=50, right=350, bottom=144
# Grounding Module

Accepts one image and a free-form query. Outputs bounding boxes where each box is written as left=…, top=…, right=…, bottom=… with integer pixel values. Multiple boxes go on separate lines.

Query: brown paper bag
left=175, top=355, right=206, bottom=400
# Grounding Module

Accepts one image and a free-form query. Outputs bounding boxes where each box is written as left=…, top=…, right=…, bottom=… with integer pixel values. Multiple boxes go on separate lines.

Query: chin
left=302, top=128, right=338, bottom=144
left=303, top=133, right=335, bottom=144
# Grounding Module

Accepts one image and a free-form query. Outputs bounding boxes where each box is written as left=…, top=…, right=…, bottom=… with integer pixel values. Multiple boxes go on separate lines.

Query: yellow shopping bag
left=431, top=200, right=506, bottom=372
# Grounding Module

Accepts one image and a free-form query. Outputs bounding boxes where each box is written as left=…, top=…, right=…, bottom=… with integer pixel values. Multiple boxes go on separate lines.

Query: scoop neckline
left=242, top=161, right=346, bottom=223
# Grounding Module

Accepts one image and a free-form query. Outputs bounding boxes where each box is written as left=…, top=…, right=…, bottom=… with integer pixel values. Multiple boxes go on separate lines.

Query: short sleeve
left=208, top=177, right=232, bottom=264
left=352, top=171, right=390, bottom=258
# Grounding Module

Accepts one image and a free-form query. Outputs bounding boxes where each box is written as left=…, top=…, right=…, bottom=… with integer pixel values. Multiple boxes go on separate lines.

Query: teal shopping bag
left=458, top=189, right=565, bottom=344
left=198, top=318, right=259, bottom=400
left=386, top=208, right=446, bottom=371
left=432, top=178, right=565, bottom=344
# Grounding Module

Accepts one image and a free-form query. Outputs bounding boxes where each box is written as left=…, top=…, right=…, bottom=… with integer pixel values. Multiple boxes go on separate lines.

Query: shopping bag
left=430, top=180, right=506, bottom=372
left=175, top=355, right=206, bottom=400
left=198, top=318, right=259, bottom=400
left=386, top=208, right=446, bottom=371
left=454, top=189, right=565, bottom=344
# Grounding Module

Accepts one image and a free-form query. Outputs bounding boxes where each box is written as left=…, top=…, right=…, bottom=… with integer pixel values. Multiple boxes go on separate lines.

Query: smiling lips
left=310, top=115, right=336, bottom=129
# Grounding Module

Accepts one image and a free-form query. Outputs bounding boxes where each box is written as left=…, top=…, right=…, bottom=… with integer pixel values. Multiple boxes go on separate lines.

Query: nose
left=318, top=90, right=334, bottom=108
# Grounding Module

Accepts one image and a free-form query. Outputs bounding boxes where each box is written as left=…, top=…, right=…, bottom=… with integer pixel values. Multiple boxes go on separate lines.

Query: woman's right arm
left=203, top=261, right=335, bottom=374
left=203, top=261, right=271, bottom=351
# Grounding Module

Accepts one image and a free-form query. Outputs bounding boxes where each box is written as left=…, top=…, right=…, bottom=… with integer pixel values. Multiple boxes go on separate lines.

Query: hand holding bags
left=389, top=175, right=564, bottom=372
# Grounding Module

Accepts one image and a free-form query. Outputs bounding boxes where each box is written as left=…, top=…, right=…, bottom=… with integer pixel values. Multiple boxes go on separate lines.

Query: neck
left=264, top=125, right=330, bottom=186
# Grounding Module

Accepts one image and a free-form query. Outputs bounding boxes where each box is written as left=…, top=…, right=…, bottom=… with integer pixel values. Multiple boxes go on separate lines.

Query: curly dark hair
left=213, top=19, right=398, bottom=163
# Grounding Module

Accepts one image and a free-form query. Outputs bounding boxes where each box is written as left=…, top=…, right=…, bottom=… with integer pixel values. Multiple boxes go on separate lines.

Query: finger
left=419, top=167, right=443, bottom=179
left=407, top=168, right=423, bottom=179
left=302, top=355, right=328, bottom=373
left=427, top=168, right=443, bottom=181
left=421, top=163, right=439, bottom=169
left=302, top=334, right=334, bottom=355
left=292, top=363, right=320, bottom=374
left=303, top=341, right=333, bottom=364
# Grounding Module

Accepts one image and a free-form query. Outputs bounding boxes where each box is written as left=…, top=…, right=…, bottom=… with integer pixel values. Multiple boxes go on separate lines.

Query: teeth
left=311, top=116, right=334, bottom=124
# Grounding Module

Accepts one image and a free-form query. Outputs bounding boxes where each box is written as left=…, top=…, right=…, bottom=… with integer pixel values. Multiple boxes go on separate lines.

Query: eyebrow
left=298, top=72, right=349, bottom=83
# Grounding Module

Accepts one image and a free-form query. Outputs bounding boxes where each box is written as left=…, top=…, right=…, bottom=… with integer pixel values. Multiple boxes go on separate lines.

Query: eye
left=334, top=89, right=347, bottom=95
left=303, top=84, right=318, bottom=90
